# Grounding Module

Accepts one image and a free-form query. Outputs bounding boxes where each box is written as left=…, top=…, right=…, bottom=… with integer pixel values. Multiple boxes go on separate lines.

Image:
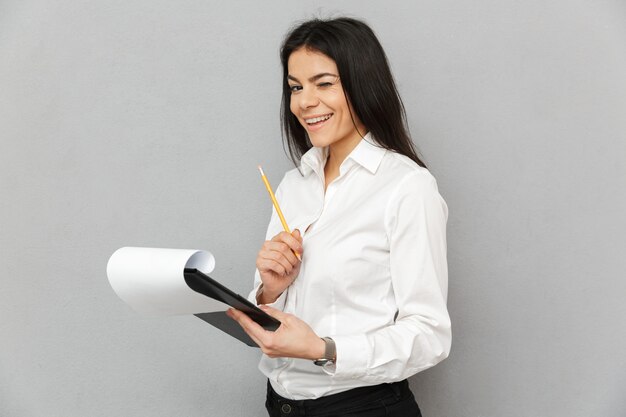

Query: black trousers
left=265, top=379, right=422, bottom=417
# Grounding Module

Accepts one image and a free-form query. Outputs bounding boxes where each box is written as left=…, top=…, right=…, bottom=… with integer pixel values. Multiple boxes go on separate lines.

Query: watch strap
left=323, top=337, right=336, bottom=360
left=313, top=337, right=336, bottom=366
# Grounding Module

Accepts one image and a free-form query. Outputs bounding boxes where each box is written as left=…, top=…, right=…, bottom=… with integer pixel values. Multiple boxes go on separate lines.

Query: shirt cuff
left=247, top=282, right=288, bottom=311
left=323, top=333, right=370, bottom=379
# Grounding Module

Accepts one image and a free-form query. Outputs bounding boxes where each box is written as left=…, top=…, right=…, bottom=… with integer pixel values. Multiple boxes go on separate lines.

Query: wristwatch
left=313, top=337, right=336, bottom=366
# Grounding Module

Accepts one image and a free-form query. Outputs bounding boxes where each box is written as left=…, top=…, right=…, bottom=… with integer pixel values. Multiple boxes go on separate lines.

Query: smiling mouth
left=305, top=113, right=333, bottom=126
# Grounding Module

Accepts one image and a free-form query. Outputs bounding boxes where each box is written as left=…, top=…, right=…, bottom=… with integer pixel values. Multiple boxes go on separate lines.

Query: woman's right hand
left=256, top=229, right=303, bottom=304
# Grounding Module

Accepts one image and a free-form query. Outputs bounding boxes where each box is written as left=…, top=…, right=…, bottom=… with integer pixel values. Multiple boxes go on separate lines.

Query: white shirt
left=248, top=133, right=451, bottom=400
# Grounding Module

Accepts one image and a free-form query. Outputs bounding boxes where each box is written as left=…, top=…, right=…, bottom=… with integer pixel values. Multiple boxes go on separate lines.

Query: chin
left=307, top=133, right=334, bottom=148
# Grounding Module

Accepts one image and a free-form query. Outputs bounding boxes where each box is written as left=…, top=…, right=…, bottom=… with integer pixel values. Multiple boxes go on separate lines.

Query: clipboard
left=183, top=268, right=281, bottom=347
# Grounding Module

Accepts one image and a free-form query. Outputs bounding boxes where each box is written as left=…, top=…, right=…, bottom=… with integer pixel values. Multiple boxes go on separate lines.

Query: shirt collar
left=300, top=132, right=387, bottom=176
left=345, top=132, right=387, bottom=174
left=300, top=146, right=328, bottom=177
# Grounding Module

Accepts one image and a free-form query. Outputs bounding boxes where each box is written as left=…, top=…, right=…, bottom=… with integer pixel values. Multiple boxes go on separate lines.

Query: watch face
left=313, top=358, right=333, bottom=366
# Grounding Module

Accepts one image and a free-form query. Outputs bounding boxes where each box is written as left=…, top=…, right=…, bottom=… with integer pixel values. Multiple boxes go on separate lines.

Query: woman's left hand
left=226, top=305, right=325, bottom=360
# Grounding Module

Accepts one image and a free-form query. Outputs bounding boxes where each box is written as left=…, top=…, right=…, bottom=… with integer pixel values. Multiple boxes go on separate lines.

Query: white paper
left=107, top=247, right=228, bottom=316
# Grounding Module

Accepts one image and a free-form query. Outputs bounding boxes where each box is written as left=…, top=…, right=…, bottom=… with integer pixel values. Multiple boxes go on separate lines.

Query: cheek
left=326, top=92, right=347, bottom=116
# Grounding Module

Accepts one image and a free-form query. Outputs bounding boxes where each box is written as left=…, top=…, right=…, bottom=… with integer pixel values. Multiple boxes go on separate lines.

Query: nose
left=298, top=86, right=319, bottom=109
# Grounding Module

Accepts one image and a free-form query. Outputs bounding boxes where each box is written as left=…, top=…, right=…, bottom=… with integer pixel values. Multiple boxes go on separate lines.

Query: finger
left=259, top=305, right=289, bottom=322
left=228, top=309, right=269, bottom=343
left=266, top=242, right=300, bottom=264
left=292, top=229, right=302, bottom=243
left=227, top=307, right=256, bottom=328
left=262, top=242, right=299, bottom=265
left=238, top=320, right=265, bottom=348
left=263, top=239, right=296, bottom=258
left=257, top=256, right=289, bottom=276
left=272, top=231, right=304, bottom=255
left=229, top=311, right=265, bottom=348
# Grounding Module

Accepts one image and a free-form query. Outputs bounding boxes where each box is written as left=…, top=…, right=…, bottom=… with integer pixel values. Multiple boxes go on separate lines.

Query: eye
left=317, top=82, right=333, bottom=88
left=289, top=85, right=302, bottom=93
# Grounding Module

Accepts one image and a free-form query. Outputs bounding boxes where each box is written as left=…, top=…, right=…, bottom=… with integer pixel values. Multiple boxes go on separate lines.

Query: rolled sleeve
left=247, top=276, right=288, bottom=310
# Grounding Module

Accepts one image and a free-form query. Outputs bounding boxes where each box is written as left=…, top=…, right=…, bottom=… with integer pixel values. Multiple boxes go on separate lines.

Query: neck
left=326, top=130, right=368, bottom=174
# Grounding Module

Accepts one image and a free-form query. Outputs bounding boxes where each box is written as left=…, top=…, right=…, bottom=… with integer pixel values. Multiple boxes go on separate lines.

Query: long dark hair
left=280, top=17, right=427, bottom=168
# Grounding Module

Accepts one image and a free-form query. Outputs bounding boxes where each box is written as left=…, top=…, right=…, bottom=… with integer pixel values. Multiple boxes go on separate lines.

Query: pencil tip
left=258, top=165, right=264, bottom=176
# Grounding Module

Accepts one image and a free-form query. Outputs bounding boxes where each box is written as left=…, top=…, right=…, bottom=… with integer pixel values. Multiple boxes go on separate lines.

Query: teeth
left=305, top=114, right=332, bottom=124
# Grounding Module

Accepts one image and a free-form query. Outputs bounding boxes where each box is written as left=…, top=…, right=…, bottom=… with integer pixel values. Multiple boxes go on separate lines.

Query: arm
left=227, top=305, right=326, bottom=360
left=233, top=171, right=450, bottom=371
left=247, top=181, right=302, bottom=309
left=329, top=172, right=451, bottom=382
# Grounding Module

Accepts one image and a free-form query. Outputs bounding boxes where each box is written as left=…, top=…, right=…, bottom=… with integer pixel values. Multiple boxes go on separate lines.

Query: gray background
left=1, top=1, right=625, bottom=416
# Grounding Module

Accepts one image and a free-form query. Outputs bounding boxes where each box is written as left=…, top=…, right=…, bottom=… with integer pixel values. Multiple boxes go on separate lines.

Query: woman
left=227, top=17, right=450, bottom=417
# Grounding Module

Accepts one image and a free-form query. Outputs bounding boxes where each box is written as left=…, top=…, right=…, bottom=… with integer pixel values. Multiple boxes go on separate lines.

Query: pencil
left=258, top=165, right=302, bottom=261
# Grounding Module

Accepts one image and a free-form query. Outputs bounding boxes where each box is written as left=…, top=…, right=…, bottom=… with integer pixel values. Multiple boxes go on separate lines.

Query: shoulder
left=273, top=166, right=306, bottom=194
left=381, top=152, right=447, bottom=225
left=283, top=166, right=305, bottom=182
left=380, top=151, right=439, bottom=193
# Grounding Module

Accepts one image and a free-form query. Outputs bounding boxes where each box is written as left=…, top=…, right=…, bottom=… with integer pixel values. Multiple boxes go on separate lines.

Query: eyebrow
left=287, top=73, right=338, bottom=83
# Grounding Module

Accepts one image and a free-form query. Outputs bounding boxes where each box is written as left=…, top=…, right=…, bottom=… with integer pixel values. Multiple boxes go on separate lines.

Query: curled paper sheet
left=107, top=247, right=228, bottom=316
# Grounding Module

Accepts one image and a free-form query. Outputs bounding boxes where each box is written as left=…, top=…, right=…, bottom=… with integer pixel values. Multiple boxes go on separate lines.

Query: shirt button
left=281, top=403, right=292, bottom=414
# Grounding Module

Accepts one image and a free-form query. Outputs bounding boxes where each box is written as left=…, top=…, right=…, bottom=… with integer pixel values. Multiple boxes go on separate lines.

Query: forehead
left=287, top=47, right=338, bottom=78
